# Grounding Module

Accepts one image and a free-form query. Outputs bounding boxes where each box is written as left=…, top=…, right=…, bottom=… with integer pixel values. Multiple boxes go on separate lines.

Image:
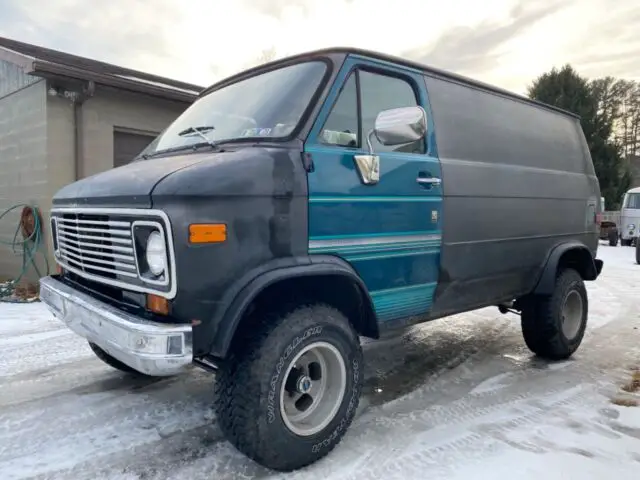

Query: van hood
left=52, top=153, right=212, bottom=208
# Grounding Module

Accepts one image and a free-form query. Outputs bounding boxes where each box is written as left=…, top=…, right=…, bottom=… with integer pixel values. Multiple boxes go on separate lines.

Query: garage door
left=113, top=131, right=157, bottom=168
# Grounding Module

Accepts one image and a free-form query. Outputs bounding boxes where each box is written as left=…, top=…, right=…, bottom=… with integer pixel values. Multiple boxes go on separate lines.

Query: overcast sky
left=0, top=0, right=638, bottom=93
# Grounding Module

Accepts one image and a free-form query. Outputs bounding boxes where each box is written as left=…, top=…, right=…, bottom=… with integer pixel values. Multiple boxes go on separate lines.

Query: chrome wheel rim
left=279, top=341, right=346, bottom=437
left=561, top=290, right=583, bottom=340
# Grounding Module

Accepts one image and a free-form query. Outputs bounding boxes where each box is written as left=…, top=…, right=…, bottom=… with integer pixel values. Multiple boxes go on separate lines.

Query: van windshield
left=625, top=193, right=640, bottom=209
left=139, top=60, right=327, bottom=158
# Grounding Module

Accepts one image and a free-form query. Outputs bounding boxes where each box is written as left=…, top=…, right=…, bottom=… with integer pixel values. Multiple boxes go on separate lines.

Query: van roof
left=628, top=186, right=640, bottom=194
left=201, top=47, right=580, bottom=121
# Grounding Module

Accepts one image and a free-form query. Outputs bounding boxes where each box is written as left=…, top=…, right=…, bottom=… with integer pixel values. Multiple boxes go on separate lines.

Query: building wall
left=33, top=85, right=188, bottom=280
left=80, top=87, right=187, bottom=178
left=0, top=59, right=39, bottom=98
left=0, top=67, right=190, bottom=281
left=0, top=64, right=49, bottom=280
left=44, top=92, right=77, bottom=276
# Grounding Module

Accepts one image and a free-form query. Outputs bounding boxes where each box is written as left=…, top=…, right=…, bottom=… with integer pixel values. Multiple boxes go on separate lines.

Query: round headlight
left=146, top=231, right=166, bottom=276
left=627, top=224, right=636, bottom=230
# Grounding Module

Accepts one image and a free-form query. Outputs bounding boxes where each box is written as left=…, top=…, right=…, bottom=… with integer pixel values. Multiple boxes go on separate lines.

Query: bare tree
left=591, top=78, right=640, bottom=158
left=619, top=84, right=640, bottom=157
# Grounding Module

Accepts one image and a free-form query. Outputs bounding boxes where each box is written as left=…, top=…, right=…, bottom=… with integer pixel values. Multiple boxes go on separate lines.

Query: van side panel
left=423, top=74, right=599, bottom=316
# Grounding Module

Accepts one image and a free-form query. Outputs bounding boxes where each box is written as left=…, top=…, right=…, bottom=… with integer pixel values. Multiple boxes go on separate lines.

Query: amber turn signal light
left=189, top=223, right=227, bottom=244
left=147, top=294, right=169, bottom=315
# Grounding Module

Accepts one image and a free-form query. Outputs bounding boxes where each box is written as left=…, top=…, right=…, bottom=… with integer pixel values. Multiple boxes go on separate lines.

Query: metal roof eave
left=31, top=60, right=199, bottom=103
left=0, top=46, right=36, bottom=71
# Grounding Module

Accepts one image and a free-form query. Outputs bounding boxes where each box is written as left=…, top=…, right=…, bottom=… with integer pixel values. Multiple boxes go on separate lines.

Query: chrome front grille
left=55, top=214, right=138, bottom=280
left=51, top=208, right=175, bottom=298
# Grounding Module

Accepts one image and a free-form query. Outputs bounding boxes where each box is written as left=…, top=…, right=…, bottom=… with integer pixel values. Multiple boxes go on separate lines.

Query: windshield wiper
left=140, top=126, right=219, bottom=159
left=178, top=125, right=216, bottom=147
left=141, top=142, right=217, bottom=159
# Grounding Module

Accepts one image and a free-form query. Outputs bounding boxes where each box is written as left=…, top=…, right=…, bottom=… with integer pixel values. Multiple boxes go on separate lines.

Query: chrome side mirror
left=372, top=106, right=428, bottom=148
left=353, top=106, right=428, bottom=186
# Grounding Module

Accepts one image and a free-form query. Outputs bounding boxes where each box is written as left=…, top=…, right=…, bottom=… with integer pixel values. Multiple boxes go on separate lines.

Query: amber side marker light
left=147, top=294, right=169, bottom=315
left=189, top=223, right=227, bottom=244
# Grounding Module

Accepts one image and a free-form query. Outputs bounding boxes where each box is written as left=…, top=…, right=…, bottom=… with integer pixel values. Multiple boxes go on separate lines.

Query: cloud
left=237, top=0, right=314, bottom=18
left=403, top=1, right=570, bottom=77
left=0, top=0, right=178, bottom=70
left=565, top=5, right=640, bottom=81
left=241, top=0, right=355, bottom=19
left=0, top=0, right=638, bottom=94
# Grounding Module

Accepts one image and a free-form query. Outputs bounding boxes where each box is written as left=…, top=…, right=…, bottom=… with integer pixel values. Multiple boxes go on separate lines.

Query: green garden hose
left=0, top=203, right=50, bottom=302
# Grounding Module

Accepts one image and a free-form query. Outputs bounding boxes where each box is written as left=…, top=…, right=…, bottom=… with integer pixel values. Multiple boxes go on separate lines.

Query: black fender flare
left=208, top=255, right=377, bottom=358
left=534, top=241, right=602, bottom=295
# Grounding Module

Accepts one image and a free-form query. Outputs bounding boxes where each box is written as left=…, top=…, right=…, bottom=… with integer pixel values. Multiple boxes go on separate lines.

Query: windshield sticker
left=241, top=128, right=259, bottom=137
left=241, top=127, right=273, bottom=137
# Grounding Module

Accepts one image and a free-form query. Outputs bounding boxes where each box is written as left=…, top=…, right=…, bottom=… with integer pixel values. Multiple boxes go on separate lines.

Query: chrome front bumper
left=39, top=276, right=193, bottom=376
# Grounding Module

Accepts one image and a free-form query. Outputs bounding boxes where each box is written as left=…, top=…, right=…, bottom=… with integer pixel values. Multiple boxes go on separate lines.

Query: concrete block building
left=0, top=36, right=203, bottom=280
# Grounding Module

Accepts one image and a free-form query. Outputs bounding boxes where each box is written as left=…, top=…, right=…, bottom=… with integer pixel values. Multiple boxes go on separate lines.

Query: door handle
left=416, top=177, right=441, bottom=187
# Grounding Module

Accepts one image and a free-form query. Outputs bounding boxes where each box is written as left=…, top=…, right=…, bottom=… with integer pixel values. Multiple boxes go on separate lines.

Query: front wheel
left=636, top=239, right=640, bottom=265
left=521, top=268, right=588, bottom=360
left=214, top=304, right=363, bottom=472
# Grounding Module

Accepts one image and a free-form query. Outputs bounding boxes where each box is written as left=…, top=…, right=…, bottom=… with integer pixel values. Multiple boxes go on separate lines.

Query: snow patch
left=469, top=372, right=515, bottom=395
left=0, top=241, right=638, bottom=479
left=0, top=328, right=70, bottom=348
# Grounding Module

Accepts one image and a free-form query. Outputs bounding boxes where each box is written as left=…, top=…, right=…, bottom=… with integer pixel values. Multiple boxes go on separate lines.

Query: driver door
left=304, top=55, right=443, bottom=324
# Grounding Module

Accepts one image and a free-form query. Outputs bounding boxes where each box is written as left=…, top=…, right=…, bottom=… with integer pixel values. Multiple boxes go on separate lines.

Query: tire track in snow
left=332, top=384, right=598, bottom=480
left=0, top=330, right=93, bottom=378
left=306, top=322, right=639, bottom=480
left=3, top=246, right=638, bottom=479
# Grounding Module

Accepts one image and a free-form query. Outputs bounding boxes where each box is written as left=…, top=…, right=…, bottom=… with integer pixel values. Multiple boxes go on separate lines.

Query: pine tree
left=528, top=65, right=629, bottom=208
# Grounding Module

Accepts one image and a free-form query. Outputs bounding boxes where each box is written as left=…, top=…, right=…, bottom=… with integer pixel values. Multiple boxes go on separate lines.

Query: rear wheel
left=521, top=268, right=588, bottom=360
left=88, top=342, right=148, bottom=375
left=214, top=304, right=363, bottom=471
left=608, top=229, right=618, bottom=246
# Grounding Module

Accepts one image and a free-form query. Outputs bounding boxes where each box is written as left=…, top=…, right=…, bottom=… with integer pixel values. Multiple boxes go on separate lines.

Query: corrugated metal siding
left=0, top=59, right=38, bottom=99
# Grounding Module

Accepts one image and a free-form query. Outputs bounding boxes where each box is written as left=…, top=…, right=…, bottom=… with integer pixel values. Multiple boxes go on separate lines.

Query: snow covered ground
left=1, top=243, right=639, bottom=480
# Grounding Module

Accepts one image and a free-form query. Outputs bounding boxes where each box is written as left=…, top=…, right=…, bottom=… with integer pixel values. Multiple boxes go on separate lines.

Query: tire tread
left=521, top=268, right=587, bottom=360
left=214, top=303, right=362, bottom=471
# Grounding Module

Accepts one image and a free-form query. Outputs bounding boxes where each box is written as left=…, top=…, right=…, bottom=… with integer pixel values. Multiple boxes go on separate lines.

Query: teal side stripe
left=309, top=233, right=441, bottom=260
left=371, top=282, right=437, bottom=322
left=310, top=240, right=441, bottom=254
left=309, top=230, right=442, bottom=241
left=309, top=196, right=442, bottom=203
left=344, top=248, right=439, bottom=262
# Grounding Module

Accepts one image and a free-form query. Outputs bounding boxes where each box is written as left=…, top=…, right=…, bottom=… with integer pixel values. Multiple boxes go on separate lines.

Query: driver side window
left=319, top=73, right=358, bottom=148
left=319, top=69, right=425, bottom=154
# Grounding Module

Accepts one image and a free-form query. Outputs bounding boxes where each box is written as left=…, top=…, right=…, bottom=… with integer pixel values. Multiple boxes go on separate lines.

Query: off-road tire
left=214, top=304, right=363, bottom=472
left=608, top=229, right=618, bottom=246
left=636, top=239, right=640, bottom=265
left=521, top=268, right=588, bottom=360
left=88, top=342, right=147, bottom=375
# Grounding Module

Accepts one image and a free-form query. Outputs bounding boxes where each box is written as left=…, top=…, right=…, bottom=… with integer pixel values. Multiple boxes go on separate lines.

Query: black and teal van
left=40, top=48, right=603, bottom=471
